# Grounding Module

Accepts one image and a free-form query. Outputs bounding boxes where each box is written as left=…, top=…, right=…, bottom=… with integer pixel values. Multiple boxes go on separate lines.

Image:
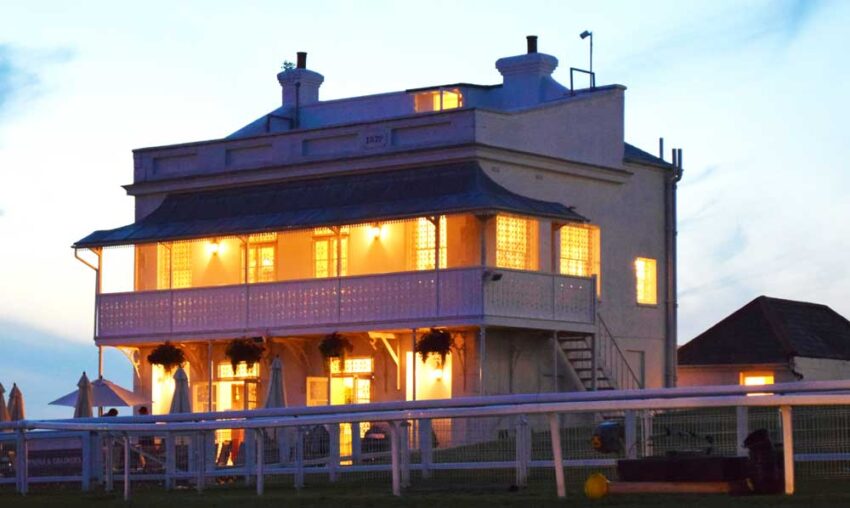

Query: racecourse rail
left=3, top=380, right=850, bottom=501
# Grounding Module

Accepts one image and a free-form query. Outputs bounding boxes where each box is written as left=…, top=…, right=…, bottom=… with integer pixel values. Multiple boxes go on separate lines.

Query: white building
left=74, top=37, right=681, bottom=442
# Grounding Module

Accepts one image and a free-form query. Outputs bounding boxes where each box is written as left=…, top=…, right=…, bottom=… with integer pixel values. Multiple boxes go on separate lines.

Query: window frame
left=634, top=256, right=658, bottom=306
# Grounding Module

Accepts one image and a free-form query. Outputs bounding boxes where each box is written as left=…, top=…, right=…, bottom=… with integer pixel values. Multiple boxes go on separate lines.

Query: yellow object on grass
left=584, top=472, right=610, bottom=499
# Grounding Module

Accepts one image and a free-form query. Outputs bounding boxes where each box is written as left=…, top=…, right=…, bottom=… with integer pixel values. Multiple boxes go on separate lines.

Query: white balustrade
left=97, top=268, right=594, bottom=339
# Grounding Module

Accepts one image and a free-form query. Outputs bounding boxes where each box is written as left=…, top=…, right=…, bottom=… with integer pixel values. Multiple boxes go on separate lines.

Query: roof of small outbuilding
left=74, top=162, right=587, bottom=248
left=678, top=296, right=850, bottom=366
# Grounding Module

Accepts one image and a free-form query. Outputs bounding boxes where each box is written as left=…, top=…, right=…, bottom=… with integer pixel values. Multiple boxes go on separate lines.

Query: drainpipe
left=75, top=246, right=103, bottom=414
left=663, top=148, right=684, bottom=388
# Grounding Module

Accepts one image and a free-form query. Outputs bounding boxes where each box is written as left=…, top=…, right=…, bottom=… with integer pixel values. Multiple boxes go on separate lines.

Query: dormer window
left=414, top=88, right=463, bottom=112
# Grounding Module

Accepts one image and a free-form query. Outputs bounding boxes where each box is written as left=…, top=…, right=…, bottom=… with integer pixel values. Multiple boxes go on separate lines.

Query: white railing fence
left=3, top=380, right=850, bottom=500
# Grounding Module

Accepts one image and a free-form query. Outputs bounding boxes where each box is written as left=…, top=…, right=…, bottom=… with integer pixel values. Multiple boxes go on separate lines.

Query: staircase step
left=562, top=347, right=592, bottom=353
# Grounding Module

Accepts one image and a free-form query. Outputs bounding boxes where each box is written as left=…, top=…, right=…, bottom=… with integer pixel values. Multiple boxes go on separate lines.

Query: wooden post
left=390, top=422, right=401, bottom=496
left=196, top=431, right=206, bottom=493
left=104, top=436, right=114, bottom=492
left=294, top=427, right=305, bottom=489
left=548, top=413, right=566, bottom=498
left=256, top=429, right=265, bottom=496
left=327, top=424, right=340, bottom=482
left=351, top=423, right=362, bottom=465
left=780, top=405, right=795, bottom=495
left=419, top=419, right=433, bottom=479
left=123, top=435, right=131, bottom=502
left=81, top=431, right=91, bottom=492
left=164, top=432, right=175, bottom=490
left=736, top=406, right=749, bottom=457
left=515, top=415, right=530, bottom=487
left=400, top=421, right=411, bottom=488
left=624, top=410, right=637, bottom=459
left=243, top=428, right=255, bottom=485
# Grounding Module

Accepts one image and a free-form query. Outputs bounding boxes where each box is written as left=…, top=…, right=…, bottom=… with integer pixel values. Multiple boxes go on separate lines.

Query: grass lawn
left=2, top=478, right=850, bottom=507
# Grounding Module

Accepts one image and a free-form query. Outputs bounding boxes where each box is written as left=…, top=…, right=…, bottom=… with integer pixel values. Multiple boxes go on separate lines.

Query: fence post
left=81, top=431, right=91, bottom=492
left=624, top=410, right=637, bottom=459
left=780, top=405, right=795, bottom=495
left=327, top=424, right=339, bottom=483
left=256, top=429, right=265, bottom=496
left=400, top=421, right=411, bottom=488
left=279, top=427, right=290, bottom=465
left=736, top=406, right=749, bottom=457
left=92, top=432, right=104, bottom=486
left=351, top=423, right=362, bottom=465
left=123, top=434, right=131, bottom=502
left=197, top=431, right=206, bottom=493
left=515, top=415, right=530, bottom=487
left=165, top=432, right=175, bottom=490
left=389, top=421, right=401, bottom=496
left=419, top=418, right=433, bottom=479
left=15, top=429, right=27, bottom=495
left=244, top=428, right=255, bottom=485
left=294, top=427, right=305, bottom=489
left=105, top=436, right=114, bottom=492
left=640, top=411, right=654, bottom=457
left=547, top=413, right=566, bottom=498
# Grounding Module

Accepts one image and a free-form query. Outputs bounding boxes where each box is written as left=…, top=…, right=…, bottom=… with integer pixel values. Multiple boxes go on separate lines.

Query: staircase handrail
left=597, top=313, right=643, bottom=390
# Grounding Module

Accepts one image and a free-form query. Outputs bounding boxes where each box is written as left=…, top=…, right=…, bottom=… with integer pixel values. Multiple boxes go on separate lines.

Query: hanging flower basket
left=416, top=328, right=452, bottom=364
left=147, top=342, right=185, bottom=371
left=225, top=338, right=265, bottom=371
left=319, top=332, right=353, bottom=360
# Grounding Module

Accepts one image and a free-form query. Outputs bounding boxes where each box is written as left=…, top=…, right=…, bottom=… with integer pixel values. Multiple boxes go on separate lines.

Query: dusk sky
left=1, top=0, right=848, bottom=418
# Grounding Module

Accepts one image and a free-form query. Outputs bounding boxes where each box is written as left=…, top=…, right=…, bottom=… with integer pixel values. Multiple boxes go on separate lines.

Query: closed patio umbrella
left=265, top=356, right=290, bottom=464
left=169, top=367, right=192, bottom=414
left=264, top=356, right=287, bottom=409
left=0, top=383, right=10, bottom=423
left=50, top=376, right=148, bottom=409
left=7, top=383, right=24, bottom=421
left=73, top=372, right=94, bottom=418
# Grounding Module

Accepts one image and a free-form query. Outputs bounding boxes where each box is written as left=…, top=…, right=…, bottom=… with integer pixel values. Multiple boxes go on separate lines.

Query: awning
left=74, top=162, right=587, bottom=248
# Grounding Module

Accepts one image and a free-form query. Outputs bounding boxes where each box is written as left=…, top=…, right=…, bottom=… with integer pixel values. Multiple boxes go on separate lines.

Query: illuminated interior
left=405, top=351, right=452, bottom=402
left=560, top=224, right=601, bottom=293
left=314, top=227, right=350, bottom=277
left=634, top=257, right=657, bottom=305
left=740, top=371, right=774, bottom=396
left=307, top=356, right=373, bottom=459
left=151, top=364, right=190, bottom=415
left=496, top=215, right=537, bottom=270
left=413, top=89, right=463, bottom=112
left=244, top=233, right=277, bottom=283
left=414, top=216, right=447, bottom=270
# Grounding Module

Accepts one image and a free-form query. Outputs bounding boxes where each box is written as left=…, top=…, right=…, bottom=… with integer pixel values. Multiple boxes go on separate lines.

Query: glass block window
left=314, top=227, right=349, bottom=278
left=414, top=216, right=447, bottom=270
left=496, top=215, right=535, bottom=270
left=634, top=257, right=657, bottom=305
left=157, top=241, right=192, bottom=289
left=560, top=224, right=601, bottom=293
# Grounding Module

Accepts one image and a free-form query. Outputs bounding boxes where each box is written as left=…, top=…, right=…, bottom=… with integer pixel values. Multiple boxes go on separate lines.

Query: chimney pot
left=526, top=35, right=538, bottom=54
left=297, top=52, right=307, bottom=69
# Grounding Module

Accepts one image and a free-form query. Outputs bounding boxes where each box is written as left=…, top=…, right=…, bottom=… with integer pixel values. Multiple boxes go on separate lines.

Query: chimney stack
left=495, top=36, right=565, bottom=108
left=277, top=51, right=324, bottom=107
left=526, top=35, right=538, bottom=54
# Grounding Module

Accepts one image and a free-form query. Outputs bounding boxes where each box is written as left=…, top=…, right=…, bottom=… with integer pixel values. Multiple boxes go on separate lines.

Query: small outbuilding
left=678, top=296, right=850, bottom=387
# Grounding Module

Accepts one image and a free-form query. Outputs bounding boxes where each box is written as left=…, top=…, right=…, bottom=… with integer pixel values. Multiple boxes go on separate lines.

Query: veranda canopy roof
left=74, top=162, right=587, bottom=248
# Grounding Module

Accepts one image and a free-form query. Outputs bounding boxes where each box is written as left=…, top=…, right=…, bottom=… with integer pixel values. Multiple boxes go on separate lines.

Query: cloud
left=0, top=44, right=73, bottom=122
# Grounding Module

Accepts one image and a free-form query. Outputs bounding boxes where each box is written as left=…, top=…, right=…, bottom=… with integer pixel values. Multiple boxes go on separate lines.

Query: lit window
left=157, top=241, right=193, bottom=289
left=414, top=89, right=463, bottom=112
left=314, top=227, right=349, bottom=277
left=497, top=215, right=536, bottom=270
left=217, top=361, right=260, bottom=379
left=329, top=357, right=374, bottom=375
left=740, top=372, right=774, bottom=387
left=560, top=224, right=601, bottom=292
left=634, top=257, right=657, bottom=305
left=414, top=216, right=447, bottom=270
left=243, top=233, right=277, bottom=283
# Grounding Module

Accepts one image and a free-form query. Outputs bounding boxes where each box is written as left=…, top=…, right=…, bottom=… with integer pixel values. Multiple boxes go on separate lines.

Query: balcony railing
left=96, top=267, right=595, bottom=340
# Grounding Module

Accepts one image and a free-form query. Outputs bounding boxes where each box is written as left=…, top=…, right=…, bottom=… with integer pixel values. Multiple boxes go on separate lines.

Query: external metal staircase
left=557, top=314, right=643, bottom=391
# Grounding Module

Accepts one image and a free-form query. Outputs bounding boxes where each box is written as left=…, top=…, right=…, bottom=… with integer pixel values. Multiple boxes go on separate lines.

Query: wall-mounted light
left=207, top=239, right=220, bottom=256
left=368, top=223, right=384, bottom=241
